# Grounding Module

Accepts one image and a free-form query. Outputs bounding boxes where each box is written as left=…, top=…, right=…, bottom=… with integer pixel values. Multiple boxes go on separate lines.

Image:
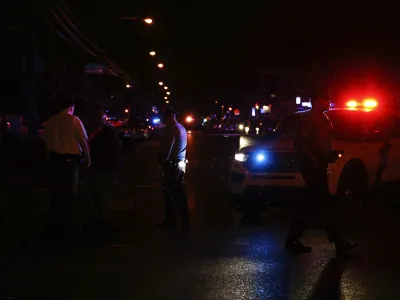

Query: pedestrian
left=158, top=108, right=189, bottom=231
left=86, top=110, right=121, bottom=229
left=285, top=92, right=357, bottom=257
left=42, top=91, right=91, bottom=236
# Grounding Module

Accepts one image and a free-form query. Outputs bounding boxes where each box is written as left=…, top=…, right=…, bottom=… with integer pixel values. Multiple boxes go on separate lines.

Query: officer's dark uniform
left=285, top=106, right=356, bottom=255
left=158, top=108, right=189, bottom=230
left=88, top=117, right=121, bottom=224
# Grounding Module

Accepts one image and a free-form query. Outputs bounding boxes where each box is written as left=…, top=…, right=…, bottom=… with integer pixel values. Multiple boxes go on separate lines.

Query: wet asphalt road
left=2, top=132, right=400, bottom=299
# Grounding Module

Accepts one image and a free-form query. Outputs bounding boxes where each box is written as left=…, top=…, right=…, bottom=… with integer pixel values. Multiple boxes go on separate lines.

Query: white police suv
left=229, top=99, right=400, bottom=215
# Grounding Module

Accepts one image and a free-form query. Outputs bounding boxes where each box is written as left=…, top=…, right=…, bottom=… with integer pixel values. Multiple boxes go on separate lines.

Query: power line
left=41, top=0, right=131, bottom=79
left=43, top=0, right=98, bottom=57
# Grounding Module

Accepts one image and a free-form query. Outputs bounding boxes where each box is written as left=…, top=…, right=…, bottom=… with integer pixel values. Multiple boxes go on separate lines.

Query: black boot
left=335, top=240, right=357, bottom=258
left=157, top=218, right=177, bottom=227
left=285, top=240, right=312, bottom=253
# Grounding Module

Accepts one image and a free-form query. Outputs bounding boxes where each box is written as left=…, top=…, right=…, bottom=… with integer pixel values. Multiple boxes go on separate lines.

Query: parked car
left=115, top=118, right=150, bottom=141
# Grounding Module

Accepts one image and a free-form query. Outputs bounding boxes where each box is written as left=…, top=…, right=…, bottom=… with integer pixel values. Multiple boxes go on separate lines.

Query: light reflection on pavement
left=1, top=132, right=400, bottom=299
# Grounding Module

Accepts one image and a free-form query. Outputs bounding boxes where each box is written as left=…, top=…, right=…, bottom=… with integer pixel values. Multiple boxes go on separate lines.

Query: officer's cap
left=165, top=107, right=179, bottom=116
left=55, top=90, right=75, bottom=109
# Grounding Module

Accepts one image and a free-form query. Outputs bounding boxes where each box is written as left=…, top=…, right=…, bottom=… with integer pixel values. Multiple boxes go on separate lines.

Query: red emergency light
left=346, top=99, right=378, bottom=109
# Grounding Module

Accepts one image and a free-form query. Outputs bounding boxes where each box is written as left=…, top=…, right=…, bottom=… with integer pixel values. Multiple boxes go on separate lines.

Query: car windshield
left=267, top=109, right=391, bottom=141
left=119, top=121, right=146, bottom=128
left=326, top=109, right=390, bottom=140
left=267, top=113, right=303, bottom=139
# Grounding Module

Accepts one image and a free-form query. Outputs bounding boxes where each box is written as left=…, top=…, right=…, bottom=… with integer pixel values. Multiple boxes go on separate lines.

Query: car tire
left=337, top=159, right=369, bottom=211
left=230, top=194, right=268, bottom=217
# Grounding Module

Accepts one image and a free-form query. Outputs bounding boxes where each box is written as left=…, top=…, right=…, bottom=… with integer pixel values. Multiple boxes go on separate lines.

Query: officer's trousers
left=286, top=161, right=342, bottom=243
left=48, top=153, right=80, bottom=227
left=87, top=170, right=116, bottom=223
left=161, top=163, right=189, bottom=228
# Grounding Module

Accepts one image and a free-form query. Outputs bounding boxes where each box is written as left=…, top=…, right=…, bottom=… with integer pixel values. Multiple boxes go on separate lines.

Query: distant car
left=107, top=118, right=126, bottom=128
left=219, top=119, right=242, bottom=133
left=115, top=119, right=150, bottom=141
left=202, top=119, right=221, bottom=133
left=182, top=115, right=201, bottom=131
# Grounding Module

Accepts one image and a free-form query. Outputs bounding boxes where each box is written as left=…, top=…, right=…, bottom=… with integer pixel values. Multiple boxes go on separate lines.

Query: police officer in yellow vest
left=42, top=92, right=91, bottom=234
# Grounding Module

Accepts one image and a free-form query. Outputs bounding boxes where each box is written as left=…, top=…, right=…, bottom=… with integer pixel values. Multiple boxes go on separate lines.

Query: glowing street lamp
left=164, top=86, right=168, bottom=90
left=149, top=51, right=156, bottom=56
left=166, top=92, right=170, bottom=95
left=126, top=84, right=131, bottom=88
left=116, top=17, right=153, bottom=24
left=166, top=100, right=169, bottom=104
left=124, top=109, right=129, bottom=113
left=158, top=81, right=164, bottom=86
left=164, top=96, right=168, bottom=99
left=157, top=63, right=164, bottom=68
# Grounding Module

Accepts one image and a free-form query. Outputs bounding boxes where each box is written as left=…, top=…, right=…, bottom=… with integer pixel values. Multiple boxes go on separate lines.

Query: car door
left=327, top=110, right=383, bottom=191
left=380, top=112, right=400, bottom=183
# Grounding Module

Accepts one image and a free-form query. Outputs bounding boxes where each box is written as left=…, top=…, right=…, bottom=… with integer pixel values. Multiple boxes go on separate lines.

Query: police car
left=228, top=99, right=400, bottom=215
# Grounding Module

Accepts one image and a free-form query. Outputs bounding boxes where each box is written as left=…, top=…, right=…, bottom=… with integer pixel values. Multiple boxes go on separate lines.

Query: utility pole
left=27, top=0, right=38, bottom=143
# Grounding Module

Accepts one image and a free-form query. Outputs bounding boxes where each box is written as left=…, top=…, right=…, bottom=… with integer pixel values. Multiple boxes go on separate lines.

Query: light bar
left=346, top=99, right=378, bottom=108
left=346, top=100, right=358, bottom=108
left=363, top=99, right=377, bottom=108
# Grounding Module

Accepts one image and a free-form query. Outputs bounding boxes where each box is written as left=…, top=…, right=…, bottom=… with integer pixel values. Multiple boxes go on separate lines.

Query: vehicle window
left=271, top=114, right=301, bottom=139
left=326, top=110, right=391, bottom=141
left=392, top=114, right=400, bottom=138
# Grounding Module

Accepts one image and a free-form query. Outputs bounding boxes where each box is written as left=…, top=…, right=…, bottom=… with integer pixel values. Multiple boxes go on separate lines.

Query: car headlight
left=256, top=153, right=265, bottom=161
left=234, top=153, right=249, bottom=162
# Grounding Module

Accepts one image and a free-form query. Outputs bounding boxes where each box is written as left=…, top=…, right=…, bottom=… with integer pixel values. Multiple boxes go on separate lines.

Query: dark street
left=1, top=132, right=400, bottom=299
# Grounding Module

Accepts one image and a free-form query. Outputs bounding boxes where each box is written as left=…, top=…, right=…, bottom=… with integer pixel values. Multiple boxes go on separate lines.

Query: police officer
left=87, top=111, right=121, bottom=227
left=158, top=108, right=189, bottom=231
left=42, top=92, right=91, bottom=234
left=285, top=93, right=357, bottom=256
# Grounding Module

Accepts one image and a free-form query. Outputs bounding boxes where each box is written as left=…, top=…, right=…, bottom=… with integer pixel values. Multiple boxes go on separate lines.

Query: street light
left=116, top=17, right=153, bottom=25
left=164, top=86, right=168, bottom=90
left=159, top=81, right=164, bottom=86
left=166, top=92, right=170, bottom=95
left=149, top=51, right=156, bottom=56
left=164, top=96, right=168, bottom=99
left=157, top=63, right=164, bottom=68
left=126, top=84, right=131, bottom=88
left=166, top=100, right=169, bottom=104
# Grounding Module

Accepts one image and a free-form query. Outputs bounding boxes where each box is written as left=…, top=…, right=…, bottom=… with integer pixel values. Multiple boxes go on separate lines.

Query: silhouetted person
left=87, top=111, right=121, bottom=228
left=285, top=94, right=357, bottom=257
left=42, top=92, right=90, bottom=235
left=158, top=108, right=189, bottom=231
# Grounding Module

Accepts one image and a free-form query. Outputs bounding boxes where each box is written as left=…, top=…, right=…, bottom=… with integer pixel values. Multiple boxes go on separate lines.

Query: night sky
left=3, top=1, right=400, bottom=110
